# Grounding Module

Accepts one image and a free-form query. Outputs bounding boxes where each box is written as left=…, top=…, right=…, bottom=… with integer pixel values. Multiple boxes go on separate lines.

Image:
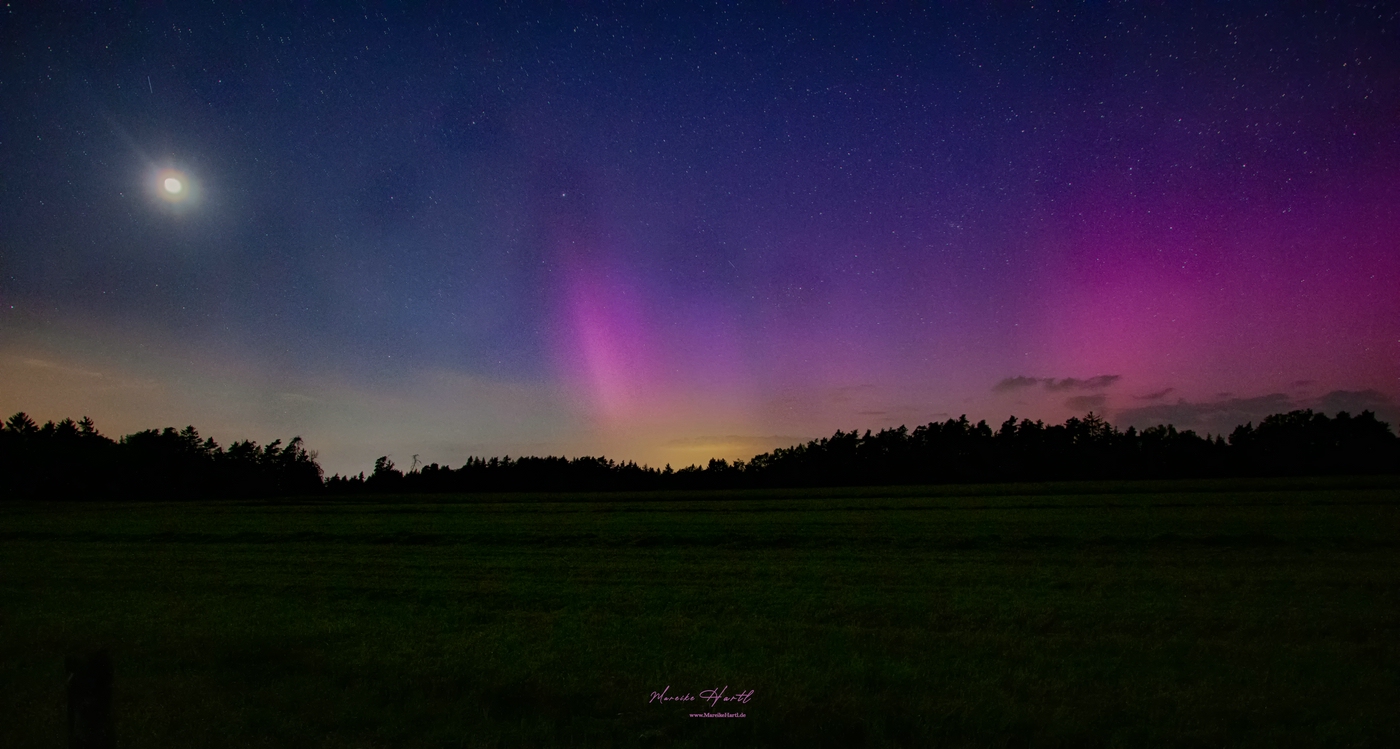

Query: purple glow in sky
left=2, top=4, right=1397, bottom=475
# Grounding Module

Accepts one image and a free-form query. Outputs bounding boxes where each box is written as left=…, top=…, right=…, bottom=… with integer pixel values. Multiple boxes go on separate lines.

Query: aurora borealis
left=2, top=4, right=1397, bottom=475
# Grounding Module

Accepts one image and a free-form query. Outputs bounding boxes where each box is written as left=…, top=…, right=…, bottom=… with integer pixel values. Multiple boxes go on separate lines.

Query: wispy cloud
left=994, top=375, right=1121, bottom=393
left=1133, top=387, right=1174, bottom=401
left=827, top=384, right=877, bottom=403
left=1065, top=394, right=1107, bottom=411
left=1115, top=393, right=1294, bottom=431
left=1045, top=375, right=1121, bottom=392
left=664, top=434, right=807, bottom=450
left=1315, top=389, right=1395, bottom=417
left=993, top=376, right=1041, bottom=393
left=19, top=357, right=105, bottom=379
left=1112, top=390, right=1400, bottom=437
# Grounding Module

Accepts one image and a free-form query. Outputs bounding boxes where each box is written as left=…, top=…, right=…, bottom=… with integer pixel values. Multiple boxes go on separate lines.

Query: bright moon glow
left=155, top=168, right=192, bottom=204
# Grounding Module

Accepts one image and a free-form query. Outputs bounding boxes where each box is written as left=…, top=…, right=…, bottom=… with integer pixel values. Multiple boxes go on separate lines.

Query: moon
left=154, top=168, right=194, bottom=204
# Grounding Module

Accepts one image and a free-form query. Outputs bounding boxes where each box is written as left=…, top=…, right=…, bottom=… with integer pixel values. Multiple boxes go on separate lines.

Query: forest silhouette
left=2, top=409, right=1397, bottom=500
left=0, top=414, right=322, bottom=500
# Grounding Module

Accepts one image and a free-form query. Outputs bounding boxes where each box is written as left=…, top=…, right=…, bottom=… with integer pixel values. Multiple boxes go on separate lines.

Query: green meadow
left=3, top=477, right=1399, bottom=747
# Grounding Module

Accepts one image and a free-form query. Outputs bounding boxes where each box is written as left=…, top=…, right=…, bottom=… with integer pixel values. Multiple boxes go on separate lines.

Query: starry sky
left=3, top=3, right=1398, bottom=476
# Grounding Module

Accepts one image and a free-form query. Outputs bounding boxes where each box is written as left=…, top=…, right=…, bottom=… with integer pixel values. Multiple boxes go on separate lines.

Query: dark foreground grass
left=2, top=477, right=1399, bottom=747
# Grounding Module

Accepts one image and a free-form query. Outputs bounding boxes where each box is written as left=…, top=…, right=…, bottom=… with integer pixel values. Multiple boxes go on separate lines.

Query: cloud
left=1315, top=389, right=1396, bottom=420
left=663, top=434, right=806, bottom=450
left=1119, top=392, right=1291, bottom=422
left=1044, top=375, right=1121, bottom=392
left=1134, top=387, right=1174, bottom=401
left=994, top=375, right=1121, bottom=393
left=1114, top=390, right=1400, bottom=438
left=1291, top=379, right=1317, bottom=389
left=827, top=384, right=876, bottom=403
left=855, top=404, right=942, bottom=424
left=20, top=357, right=105, bottom=379
left=5, top=353, right=162, bottom=403
left=1114, top=393, right=1296, bottom=437
left=993, top=376, right=1042, bottom=393
left=1064, top=394, right=1107, bottom=411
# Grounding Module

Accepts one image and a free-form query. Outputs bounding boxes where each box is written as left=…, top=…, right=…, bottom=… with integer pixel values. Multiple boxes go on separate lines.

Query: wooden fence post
left=65, top=650, right=115, bottom=749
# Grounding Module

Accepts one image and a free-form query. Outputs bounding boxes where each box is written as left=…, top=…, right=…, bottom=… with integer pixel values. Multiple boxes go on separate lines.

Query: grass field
left=3, top=477, right=1399, bottom=747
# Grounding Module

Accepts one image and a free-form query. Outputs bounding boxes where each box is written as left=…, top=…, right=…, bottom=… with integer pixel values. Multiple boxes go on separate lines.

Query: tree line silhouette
left=3, top=409, right=1396, bottom=500
left=0, top=413, right=322, bottom=500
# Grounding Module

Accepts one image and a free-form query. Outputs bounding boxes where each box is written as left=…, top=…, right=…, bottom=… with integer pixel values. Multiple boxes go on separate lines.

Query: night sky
left=3, top=3, right=1398, bottom=476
